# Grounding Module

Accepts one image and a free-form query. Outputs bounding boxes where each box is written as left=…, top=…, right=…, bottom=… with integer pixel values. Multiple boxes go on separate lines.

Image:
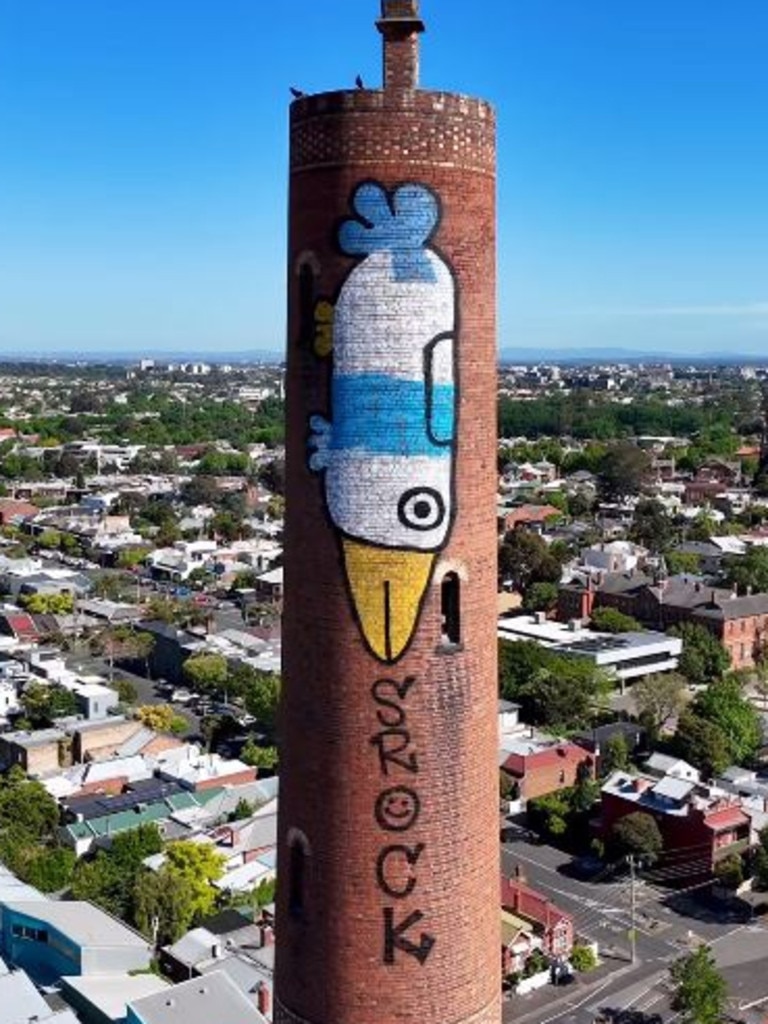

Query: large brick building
left=600, top=770, right=751, bottom=880
left=275, top=3, right=500, bottom=1024
left=559, top=572, right=768, bottom=670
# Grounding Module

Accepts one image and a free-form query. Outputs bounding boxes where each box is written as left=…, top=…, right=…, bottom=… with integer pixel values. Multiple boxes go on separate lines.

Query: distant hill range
left=498, top=347, right=768, bottom=366
left=1, top=346, right=766, bottom=368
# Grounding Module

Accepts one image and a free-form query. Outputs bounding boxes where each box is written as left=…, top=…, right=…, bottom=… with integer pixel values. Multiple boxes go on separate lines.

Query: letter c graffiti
left=376, top=843, right=425, bottom=899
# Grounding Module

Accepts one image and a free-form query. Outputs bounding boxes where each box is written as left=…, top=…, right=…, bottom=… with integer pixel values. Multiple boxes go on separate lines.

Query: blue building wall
left=0, top=906, right=81, bottom=984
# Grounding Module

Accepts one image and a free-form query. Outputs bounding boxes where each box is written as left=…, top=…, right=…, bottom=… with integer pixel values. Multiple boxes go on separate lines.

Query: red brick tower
left=276, top=3, right=500, bottom=1023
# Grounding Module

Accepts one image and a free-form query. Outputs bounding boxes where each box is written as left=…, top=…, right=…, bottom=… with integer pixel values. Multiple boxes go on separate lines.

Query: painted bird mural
left=308, top=181, right=457, bottom=663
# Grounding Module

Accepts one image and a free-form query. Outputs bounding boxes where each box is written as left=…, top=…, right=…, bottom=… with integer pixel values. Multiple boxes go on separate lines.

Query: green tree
left=630, top=499, right=674, bottom=553
left=597, top=443, right=651, bottom=501
left=164, top=841, right=225, bottom=921
left=723, top=545, right=768, bottom=595
left=23, top=846, right=76, bottom=893
left=609, top=812, right=663, bottom=862
left=240, top=739, right=279, bottom=771
left=20, top=682, right=78, bottom=728
left=631, top=672, right=687, bottom=736
left=241, top=671, right=281, bottom=735
left=600, top=734, right=630, bottom=777
left=666, top=551, right=702, bottom=576
left=672, top=711, right=731, bottom=778
left=183, top=652, right=229, bottom=695
left=693, top=677, right=761, bottom=765
left=498, top=529, right=562, bottom=592
left=116, top=547, right=151, bottom=570
left=36, top=529, right=61, bottom=550
left=570, top=945, right=598, bottom=972
left=670, top=622, right=729, bottom=687
left=136, top=704, right=187, bottom=735
left=133, top=867, right=195, bottom=946
left=521, top=581, right=559, bottom=613
left=713, top=853, right=743, bottom=891
left=20, top=591, right=75, bottom=615
left=669, top=946, right=727, bottom=1024
left=590, top=606, right=642, bottom=634
left=0, top=768, right=59, bottom=839
left=753, top=825, right=768, bottom=890
left=116, top=678, right=138, bottom=705
left=71, top=823, right=163, bottom=920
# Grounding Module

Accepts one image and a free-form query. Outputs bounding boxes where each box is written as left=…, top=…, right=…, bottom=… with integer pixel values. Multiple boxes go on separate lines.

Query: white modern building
left=498, top=613, right=682, bottom=690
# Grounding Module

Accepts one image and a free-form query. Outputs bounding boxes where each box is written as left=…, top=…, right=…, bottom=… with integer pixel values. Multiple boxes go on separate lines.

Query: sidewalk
left=504, top=957, right=639, bottom=1024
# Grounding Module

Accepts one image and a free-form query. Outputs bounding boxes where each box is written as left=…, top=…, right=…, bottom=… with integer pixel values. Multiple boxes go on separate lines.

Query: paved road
left=501, top=825, right=768, bottom=1024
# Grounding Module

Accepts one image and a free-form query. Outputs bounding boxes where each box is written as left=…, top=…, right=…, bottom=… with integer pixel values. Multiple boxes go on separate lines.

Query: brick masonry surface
left=277, top=84, right=501, bottom=1024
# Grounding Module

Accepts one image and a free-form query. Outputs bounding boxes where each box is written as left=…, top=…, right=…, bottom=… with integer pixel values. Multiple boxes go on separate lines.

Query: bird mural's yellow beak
left=342, top=539, right=435, bottom=663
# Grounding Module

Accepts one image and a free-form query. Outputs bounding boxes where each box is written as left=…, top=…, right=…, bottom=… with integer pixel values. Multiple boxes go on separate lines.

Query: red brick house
left=501, top=740, right=595, bottom=803
left=0, top=498, right=39, bottom=526
left=600, top=771, right=751, bottom=879
left=500, top=876, right=574, bottom=961
left=558, top=573, right=768, bottom=671
left=498, top=504, right=562, bottom=536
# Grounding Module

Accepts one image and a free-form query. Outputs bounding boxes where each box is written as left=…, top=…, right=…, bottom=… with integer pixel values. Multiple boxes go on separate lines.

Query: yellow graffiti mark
left=314, top=300, right=334, bottom=357
left=342, top=539, right=435, bottom=663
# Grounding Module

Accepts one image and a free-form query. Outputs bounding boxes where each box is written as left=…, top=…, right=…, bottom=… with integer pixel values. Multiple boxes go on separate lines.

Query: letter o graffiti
left=374, top=786, right=421, bottom=832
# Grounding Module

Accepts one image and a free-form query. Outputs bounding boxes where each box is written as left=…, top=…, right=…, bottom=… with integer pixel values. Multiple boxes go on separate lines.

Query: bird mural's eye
left=397, top=488, right=446, bottom=532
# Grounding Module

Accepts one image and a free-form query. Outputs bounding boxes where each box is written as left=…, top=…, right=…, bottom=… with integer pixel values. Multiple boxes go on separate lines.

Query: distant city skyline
left=1, top=0, right=766, bottom=357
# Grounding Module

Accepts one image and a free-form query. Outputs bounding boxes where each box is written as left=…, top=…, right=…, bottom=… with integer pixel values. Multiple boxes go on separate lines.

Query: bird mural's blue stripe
left=330, top=373, right=455, bottom=457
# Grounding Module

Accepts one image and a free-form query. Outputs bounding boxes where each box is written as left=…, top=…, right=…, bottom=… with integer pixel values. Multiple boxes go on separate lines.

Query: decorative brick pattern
left=290, top=91, right=496, bottom=177
left=278, top=86, right=500, bottom=1024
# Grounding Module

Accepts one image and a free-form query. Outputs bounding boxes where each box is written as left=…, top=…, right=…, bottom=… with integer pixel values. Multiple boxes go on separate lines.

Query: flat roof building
left=498, top=613, right=681, bottom=689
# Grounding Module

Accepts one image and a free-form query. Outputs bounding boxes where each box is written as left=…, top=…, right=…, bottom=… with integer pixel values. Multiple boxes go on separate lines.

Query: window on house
left=289, top=838, right=307, bottom=920
left=441, top=572, right=461, bottom=647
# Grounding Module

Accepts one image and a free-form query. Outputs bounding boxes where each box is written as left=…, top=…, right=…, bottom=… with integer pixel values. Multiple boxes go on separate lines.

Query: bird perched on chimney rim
left=290, top=87, right=305, bottom=98
left=355, top=74, right=364, bottom=89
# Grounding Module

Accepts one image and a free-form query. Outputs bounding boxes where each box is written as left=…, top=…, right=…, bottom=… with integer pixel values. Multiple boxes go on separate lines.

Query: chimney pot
left=257, top=982, right=272, bottom=1017
left=377, top=0, right=425, bottom=90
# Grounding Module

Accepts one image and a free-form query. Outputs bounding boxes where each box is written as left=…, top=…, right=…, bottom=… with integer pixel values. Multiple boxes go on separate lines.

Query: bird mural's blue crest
left=338, top=182, right=439, bottom=283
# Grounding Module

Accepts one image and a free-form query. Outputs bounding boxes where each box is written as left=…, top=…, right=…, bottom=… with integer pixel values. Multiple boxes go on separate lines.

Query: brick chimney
left=377, top=0, right=425, bottom=90
left=257, top=981, right=271, bottom=1017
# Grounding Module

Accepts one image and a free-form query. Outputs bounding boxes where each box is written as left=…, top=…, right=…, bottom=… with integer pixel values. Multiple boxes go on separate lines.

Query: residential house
left=499, top=876, right=573, bottom=961
left=500, top=909, right=541, bottom=976
left=498, top=504, right=562, bottom=537
left=600, top=771, right=752, bottom=880
left=127, top=970, right=269, bottom=1024
left=500, top=738, right=594, bottom=803
left=0, top=499, right=39, bottom=526
left=158, top=910, right=273, bottom=1018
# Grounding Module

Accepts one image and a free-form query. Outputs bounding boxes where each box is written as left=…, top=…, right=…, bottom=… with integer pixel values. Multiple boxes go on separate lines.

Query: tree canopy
left=672, top=711, right=731, bottom=778
left=610, top=811, right=663, bottom=862
left=631, top=672, right=687, bottom=737
left=670, top=946, right=727, bottom=1024
left=692, top=677, right=761, bottom=766
left=590, top=606, right=642, bottom=634
left=669, top=622, right=730, bottom=687
left=498, top=640, right=611, bottom=731
left=498, top=530, right=563, bottom=593
left=723, top=545, right=768, bottom=596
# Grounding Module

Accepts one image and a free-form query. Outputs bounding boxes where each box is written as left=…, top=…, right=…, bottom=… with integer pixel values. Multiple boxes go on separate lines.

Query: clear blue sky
left=1, top=1, right=767, bottom=358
